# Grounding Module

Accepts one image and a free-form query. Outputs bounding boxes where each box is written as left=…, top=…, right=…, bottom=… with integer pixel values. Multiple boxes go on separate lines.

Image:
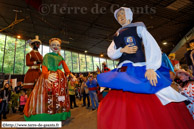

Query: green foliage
left=114, top=61, right=119, bottom=68
left=15, top=39, right=25, bottom=74
left=65, top=51, right=72, bottom=72
left=3, top=36, right=15, bottom=74
left=0, top=34, right=5, bottom=72
left=107, top=59, right=114, bottom=69
left=93, top=57, right=100, bottom=71
left=72, top=52, right=79, bottom=72
left=79, top=54, right=86, bottom=72
left=86, top=55, right=94, bottom=71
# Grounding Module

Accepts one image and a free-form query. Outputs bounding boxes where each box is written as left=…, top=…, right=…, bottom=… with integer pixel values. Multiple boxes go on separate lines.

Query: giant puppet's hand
left=45, top=73, right=58, bottom=85
left=120, top=45, right=138, bottom=54
left=145, top=69, right=158, bottom=86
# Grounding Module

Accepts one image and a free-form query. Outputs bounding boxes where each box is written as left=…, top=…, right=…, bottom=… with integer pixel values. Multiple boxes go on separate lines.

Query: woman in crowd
left=0, top=83, right=11, bottom=120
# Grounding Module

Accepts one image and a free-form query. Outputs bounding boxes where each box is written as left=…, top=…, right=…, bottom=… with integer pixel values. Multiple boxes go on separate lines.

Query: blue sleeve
left=92, top=79, right=98, bottom=86
left=86, top=80, right=89, bottom=86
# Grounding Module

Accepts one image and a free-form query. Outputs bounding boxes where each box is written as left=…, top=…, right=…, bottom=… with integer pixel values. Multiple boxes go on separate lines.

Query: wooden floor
left=0, top=100, right=97, bottom=129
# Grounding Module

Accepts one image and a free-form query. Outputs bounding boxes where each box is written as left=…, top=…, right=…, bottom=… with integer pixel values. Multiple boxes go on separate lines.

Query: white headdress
left=114, top=7, right=133, bottom=25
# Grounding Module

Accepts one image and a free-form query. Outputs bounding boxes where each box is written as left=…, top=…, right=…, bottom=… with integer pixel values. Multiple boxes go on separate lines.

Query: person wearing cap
left=23, top=35, right=43, bottom=89
left=24, top=38, right=71, bottom=121
left=97, top=7, right=194, bottom=129
left=176, top=69, right=194, bottom=119
left=168, top=53, right=180, bottom=70
left=184, top=39, right=194, bottom=75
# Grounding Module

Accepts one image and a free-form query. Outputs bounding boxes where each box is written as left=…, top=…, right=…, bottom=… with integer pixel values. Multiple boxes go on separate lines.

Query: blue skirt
left=97, top=63, right=172, bottom=94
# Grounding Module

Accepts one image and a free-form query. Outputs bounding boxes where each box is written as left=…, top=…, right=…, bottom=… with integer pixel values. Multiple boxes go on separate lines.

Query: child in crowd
left=19, top=90, right=27, bottom=114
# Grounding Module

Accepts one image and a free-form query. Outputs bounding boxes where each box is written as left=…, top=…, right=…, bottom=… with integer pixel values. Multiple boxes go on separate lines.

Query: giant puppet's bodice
left=42, top=52, right=64, bottom=71
left=26, top=50, right=43, bottom=66
left=113, top=26, right=145, bottom=65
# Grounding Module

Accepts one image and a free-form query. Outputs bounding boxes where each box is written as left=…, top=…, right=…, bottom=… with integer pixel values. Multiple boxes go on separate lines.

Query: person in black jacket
left=0, top=83, right=11, bottom=120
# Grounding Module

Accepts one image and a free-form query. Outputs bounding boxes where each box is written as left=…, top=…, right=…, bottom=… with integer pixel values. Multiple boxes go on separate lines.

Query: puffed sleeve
left=107, top=41, right=123, bottom=60
left=62, top=60, right=71, bottom=76
left=26, top=53, right=35, bottom=66
left=42, top=54, right=50, bottom=79
left=42, top=65, right=49, bottom=79
left=137, top=26, right=162, bottom=71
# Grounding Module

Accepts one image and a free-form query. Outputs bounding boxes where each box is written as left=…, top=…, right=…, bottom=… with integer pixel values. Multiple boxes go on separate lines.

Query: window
left=43, top=45, right=50, bottom=57
left=79, top=54, right=86, bottom=72
left=3, top=36, right=16, bottom=74
left=114, top=60, right=119, bottom=68
left=93, top=57, right=100, bottom=71
left=0, top=34, right=5, bottom=72
left=72, top=52, right=79, bottom=72
left=14, top=39, right=25, bottom=74
left=100, top=58, right=106, bottom=70
left=60, top=49, right=65, bottom=59
left=0, top=34, right=118, bottom=74
left=107, top=59, right=114, bottom=70
left=65, top=50, right=72, bottom=72
left=86, top=55, right=93, bottom=72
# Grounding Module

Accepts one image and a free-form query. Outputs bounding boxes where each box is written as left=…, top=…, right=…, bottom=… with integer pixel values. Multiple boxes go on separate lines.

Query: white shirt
left=107, top=25, right=187, bottom=105
left=107, top=26, right=162, bottom=71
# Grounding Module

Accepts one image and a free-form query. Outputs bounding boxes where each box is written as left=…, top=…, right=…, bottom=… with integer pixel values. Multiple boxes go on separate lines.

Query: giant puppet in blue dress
left=97, top=7, right=194, bottom=129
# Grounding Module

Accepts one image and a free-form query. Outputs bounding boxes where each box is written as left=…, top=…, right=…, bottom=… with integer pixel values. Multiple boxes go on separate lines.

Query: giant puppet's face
left=116, top=9, right=130, bottom=26
left=31, top=41, right=40, bottom=50
left=50, top=40, right=61, bottom=53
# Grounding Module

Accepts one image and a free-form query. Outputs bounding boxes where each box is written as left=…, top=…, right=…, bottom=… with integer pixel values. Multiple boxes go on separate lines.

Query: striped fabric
left=24, top=70, right=70, bottom=117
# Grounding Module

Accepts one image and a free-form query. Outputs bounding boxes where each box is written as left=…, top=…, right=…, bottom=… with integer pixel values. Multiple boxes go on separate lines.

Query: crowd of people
left=0, top=83, right=28, bottom=120
left=0, top=71, right=103, bottom=120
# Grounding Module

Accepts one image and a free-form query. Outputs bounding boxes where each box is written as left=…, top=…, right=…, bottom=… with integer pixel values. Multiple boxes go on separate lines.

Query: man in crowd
left=86, top=74, right=98, bottom=110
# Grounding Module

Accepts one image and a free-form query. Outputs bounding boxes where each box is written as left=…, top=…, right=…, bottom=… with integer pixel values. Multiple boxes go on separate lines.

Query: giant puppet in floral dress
left=24, top=38, right=71, bottom=121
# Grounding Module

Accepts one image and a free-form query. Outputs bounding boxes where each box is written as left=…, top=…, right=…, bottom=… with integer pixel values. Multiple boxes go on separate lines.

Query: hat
left=114, top=7, right=133, bottom=24
left=27, top=35, right=42, bottom=45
